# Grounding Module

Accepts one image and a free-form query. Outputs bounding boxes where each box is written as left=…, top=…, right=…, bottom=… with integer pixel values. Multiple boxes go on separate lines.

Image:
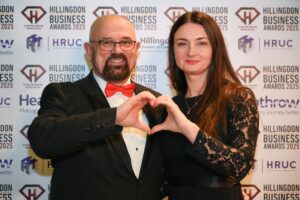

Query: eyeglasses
left=90, top=39, right=136, bottom=51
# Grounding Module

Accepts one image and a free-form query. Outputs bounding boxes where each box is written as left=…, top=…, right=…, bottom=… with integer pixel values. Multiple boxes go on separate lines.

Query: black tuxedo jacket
left=28, top=72, right=165, bottom=200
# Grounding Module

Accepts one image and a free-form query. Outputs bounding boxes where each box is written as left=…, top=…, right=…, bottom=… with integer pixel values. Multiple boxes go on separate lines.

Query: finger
left=149, top=99, right=157, bottom=107
left=135, top=121, right=151, bottom=134
left=150, top=123, right=166, bottom=134
left=132, top=92, right=156, bottom=107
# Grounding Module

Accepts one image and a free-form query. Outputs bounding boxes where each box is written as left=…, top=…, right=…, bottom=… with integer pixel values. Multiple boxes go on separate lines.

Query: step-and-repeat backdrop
left=1, top=0, right=299, bottom=199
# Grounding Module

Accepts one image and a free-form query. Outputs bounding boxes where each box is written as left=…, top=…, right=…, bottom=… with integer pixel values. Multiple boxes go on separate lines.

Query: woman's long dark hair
left=168, top=11, right=242, bottom=139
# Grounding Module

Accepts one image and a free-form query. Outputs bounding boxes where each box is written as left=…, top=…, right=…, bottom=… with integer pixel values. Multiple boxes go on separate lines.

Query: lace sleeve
left=188, top=88, right=259, bottom=182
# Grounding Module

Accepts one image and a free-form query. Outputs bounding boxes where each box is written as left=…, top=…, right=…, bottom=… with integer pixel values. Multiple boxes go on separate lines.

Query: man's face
left=84, top=16, right=140, bottom=84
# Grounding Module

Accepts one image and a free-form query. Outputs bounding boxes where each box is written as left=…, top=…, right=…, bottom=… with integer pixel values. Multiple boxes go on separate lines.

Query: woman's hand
left=151, top=95, right=199, bottom=143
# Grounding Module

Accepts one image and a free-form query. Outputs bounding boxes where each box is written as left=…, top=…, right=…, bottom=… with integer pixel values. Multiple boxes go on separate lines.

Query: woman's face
left=173, top=22, right=212, bottom=77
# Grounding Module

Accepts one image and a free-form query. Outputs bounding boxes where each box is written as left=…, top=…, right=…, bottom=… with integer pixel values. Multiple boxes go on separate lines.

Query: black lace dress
left=160, top=87, right=259, bottom=200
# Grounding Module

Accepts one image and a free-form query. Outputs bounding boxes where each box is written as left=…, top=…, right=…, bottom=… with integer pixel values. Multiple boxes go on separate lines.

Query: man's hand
left=116, top=91, right=156, bottom=133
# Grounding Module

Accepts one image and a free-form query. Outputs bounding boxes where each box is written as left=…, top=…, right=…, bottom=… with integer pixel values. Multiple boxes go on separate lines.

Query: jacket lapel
left=79, top=72, right=135, bottom=176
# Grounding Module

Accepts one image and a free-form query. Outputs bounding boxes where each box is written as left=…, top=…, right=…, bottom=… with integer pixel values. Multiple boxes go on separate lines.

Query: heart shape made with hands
left=116, top=91, right=182, bottom=135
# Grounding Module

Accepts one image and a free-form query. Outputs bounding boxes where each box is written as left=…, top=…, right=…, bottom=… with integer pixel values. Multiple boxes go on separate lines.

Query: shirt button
left=137, top=180, right=142, bottom=185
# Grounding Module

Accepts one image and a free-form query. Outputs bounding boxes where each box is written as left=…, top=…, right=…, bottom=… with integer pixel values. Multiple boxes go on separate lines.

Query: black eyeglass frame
left=90, top=39, right=137, bottom=51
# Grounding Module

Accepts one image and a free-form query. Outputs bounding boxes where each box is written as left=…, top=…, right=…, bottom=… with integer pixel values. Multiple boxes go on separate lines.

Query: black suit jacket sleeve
left=28, top=82, right=123, bottom=159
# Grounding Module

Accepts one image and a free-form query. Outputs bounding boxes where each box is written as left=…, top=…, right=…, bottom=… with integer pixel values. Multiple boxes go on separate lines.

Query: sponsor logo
left=257, top=96, right=299, bottom=108
left=49, top=37, right=83, bottom=50
left=165, top=7, right=188, bottom=23
left=93, top=7, right=118, bottom=17
left=0, top=159, right=13, bottom=169
left=19, top=94, right=40, bottom=114
left=139, top=37, right=168, bottom=51
left=26, top=34, right=43, bottom=52
left=236, top=65, right=260, bottom=84
left=21, top=6, right=46, bottom=24
left=238, top=35, right=255, bottom=53
left=19, top=185, right=45, bottom=200
left=236, top=7, right=260, bottom=25
left=0, top=39, right=13, bottom=48
left=20, top=65, right=46, bottom=83
left=263, top=160, right=297, bottom=172
left=242, top=184, right=261, bottom=200
left=0, top=39, right=14, bottom=55
left=21, top=156, right=37, bottom=175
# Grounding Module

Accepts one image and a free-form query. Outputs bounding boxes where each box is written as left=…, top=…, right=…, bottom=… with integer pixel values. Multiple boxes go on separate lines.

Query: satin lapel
left=79, top=72, right=110, bottom=110
left=134, top=84, right=155, bottom=178
left=79, top=72, right=135, bottom=175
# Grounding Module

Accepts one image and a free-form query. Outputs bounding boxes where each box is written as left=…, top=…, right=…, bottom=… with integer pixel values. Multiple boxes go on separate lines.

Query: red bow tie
left=105, top=82, right=135, bottom=97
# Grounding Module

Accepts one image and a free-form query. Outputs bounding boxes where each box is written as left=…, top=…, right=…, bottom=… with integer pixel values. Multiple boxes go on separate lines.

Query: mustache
left=107, top=53, right=127, bottom=61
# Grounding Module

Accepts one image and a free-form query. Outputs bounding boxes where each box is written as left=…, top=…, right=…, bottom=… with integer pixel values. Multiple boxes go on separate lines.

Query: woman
left=151, top=11, right=259, bottom=200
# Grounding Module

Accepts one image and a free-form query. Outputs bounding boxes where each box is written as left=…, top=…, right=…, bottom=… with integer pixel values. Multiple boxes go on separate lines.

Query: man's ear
left=84, top=42, right=92, bottom=62
left=135, top=41, right=141, bottom=51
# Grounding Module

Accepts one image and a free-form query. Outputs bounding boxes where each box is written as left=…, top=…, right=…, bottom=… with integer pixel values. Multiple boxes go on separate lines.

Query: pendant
left=187, top=109, right=191, bottom=115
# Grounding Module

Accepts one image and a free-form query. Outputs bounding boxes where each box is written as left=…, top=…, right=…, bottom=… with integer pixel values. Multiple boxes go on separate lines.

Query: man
left=28, top=15, right=165, bottom=200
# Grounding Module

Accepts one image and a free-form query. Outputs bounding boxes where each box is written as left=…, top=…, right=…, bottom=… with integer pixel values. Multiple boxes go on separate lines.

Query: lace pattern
left=189, top=88, right=259, bottom=182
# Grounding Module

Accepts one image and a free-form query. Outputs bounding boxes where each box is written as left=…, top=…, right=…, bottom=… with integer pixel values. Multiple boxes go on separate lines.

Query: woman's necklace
left=184, top=95, right=201, bottom=115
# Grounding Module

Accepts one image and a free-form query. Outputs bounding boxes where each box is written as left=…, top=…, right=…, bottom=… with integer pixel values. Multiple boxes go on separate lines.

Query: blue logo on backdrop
left=0, top=159, right=13, bottom=169
left=19, top=94, right=40, bottom=106
left=238, top=35, right=254, bottom=53
left=26, top=34, right=43, bottom=52
left=0, top=39, right=14, bottom=48
left=21, top=156, right=37, bottom=175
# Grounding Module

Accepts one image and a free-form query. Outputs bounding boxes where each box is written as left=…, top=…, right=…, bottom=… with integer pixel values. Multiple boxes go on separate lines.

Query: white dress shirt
left=93, top=71, right=148, bottom=178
